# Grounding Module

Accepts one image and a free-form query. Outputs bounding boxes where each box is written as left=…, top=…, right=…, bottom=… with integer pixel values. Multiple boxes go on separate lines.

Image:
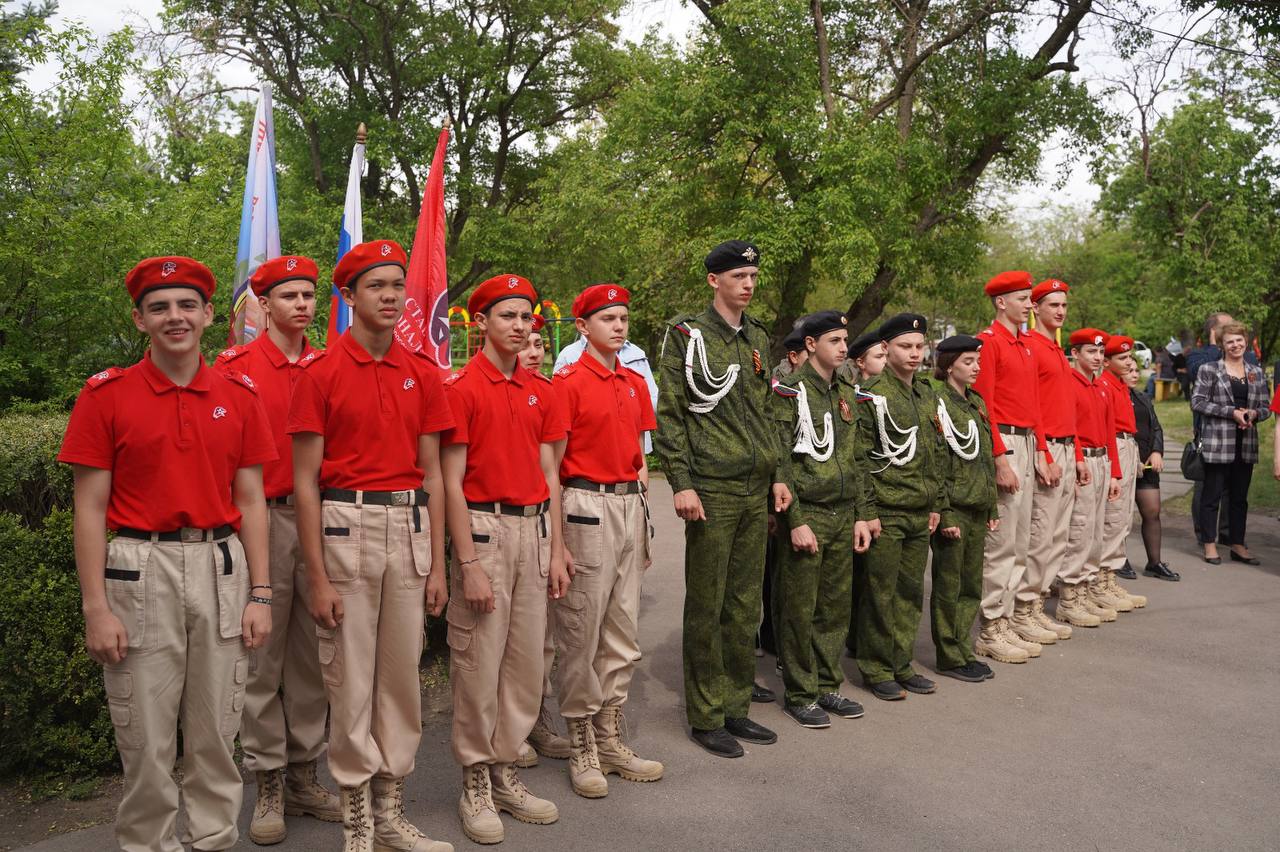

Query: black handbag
left=1180, top=435, right=1205, bottom=481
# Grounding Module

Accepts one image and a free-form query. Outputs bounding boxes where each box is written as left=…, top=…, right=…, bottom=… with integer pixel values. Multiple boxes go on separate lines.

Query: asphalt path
left=24, top=475, right=1280, bottom=851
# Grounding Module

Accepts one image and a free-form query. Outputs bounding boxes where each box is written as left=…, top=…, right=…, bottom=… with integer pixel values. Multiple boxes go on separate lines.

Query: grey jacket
left=1190, top=360, right=1272, bottom=464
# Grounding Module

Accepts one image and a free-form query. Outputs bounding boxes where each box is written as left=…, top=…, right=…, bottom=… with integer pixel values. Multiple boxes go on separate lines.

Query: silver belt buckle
left=181, top=527, right=204, bottom=543
left=392, top=490, right=410, bottom=506
left=612, top=483, right=625, bottom=495
left=523, top=504, right=537, bottom=517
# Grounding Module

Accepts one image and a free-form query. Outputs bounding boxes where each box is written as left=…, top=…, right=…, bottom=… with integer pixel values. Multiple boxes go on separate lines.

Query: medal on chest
left=839, top=397, right=852, bottom=423
left=752, top=348, right=762, bottom=376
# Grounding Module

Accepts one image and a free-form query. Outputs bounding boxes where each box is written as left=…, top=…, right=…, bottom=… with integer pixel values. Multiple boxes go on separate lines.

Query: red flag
left=396, top=124, right=451, bottom=369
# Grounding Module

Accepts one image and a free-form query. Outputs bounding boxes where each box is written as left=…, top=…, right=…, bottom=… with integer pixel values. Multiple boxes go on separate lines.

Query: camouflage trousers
left=845, top=551, right=865, bottom=656
left=855, top=511, right=930, bottom=685
left=777, top=504, right=855, bottom=706
left=682, top=491, right=768, bottom=730
left=929, top=505, right=986, bottom=670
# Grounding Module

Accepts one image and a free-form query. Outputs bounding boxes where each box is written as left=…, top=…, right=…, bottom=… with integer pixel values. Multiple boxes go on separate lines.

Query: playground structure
left=447, top=299, right=573, bottom=371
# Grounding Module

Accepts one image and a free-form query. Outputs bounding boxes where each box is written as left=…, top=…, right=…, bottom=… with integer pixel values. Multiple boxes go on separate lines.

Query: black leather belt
left=323, top=488, right=428, bottom=506
left=564, top=478, right=643, bottom=495
left=467, top=499, right=550, bottom=517
left=267, top=495, right=294, bottom=506
left=1047, top=436, right=1074, bottom=445
left=997, top=424, right=1034, bottom=437
left=1082, top=446, right=1107, bottom=458
left=1116, top=432, right=1137, bottom=441
left=117, top=525, right=234, bottom=543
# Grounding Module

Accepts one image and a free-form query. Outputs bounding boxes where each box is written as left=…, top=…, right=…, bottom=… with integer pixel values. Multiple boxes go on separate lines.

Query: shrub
left=0, top=511, right=118, bottom=782
left=0, top=412, right=73, bottom=526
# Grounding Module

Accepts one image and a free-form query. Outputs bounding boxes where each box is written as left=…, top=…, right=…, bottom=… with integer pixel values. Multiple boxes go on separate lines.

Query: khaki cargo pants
left=981, top=432, right=1034, bottom=620
left=1019, top=440, right=1076, bottom=601
left=553, top=487, right=649, bottom=719
left=1102, top=434, right=1140, bottom=571
left=449, top=508, right=549, bottom=767
left=240, top=503, right=328, bottom=772
left=102, top=530, right=249, bottom=852
left=1058, top=454, right=1110, bottom=585
left=317, top=498, right=431, bottom=787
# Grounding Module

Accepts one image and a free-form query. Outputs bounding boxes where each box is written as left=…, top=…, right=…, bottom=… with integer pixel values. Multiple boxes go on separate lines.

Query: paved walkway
left=24, top=477, right=1280, bottom=851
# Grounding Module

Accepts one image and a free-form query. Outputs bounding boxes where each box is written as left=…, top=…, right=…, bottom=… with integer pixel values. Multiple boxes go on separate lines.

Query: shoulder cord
left=792, top=382, right=834, bottom=461
left=936, top=397, right=980, bottom=461
left=684, top=327, right=740, bottom=413
left=860, top=387, right=917, bottom=473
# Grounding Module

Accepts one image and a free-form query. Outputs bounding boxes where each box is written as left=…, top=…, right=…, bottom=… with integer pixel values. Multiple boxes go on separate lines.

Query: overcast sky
left=28, top=0, right=1222, bottom=219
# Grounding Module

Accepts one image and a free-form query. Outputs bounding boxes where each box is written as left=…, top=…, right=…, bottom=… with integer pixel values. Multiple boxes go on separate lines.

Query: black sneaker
left=784, top=703, right=831, bottom=729
left=1143, top=562, right=1181, bottom=581
left=1116, top=560, right=1138, bottom=580
left=938, top=662, right=986, bottom=683
left=897, top=674, right=937, bottom=694
left=751, top=681, right=775, bottom=703
left=691, top=727, right=744, bottom=758
left=724, top=716, right=777, bottom=744
left=817, top=692, right=865, bottom=718
left=972, top=660, right=995, bottom=680
left=868, top=680, right=906, bottom=701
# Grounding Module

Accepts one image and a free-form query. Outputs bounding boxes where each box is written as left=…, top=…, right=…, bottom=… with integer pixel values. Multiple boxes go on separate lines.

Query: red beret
left=1105, top=335, right=1134, bottom=357
left=984, top=270, right=1034, bottom=296
left=250, top=255, right=318, bottom=297
left=125, top=256, right=216, bottom=304
left=1069, top=328, right=1109, bottom=348
left=333, top=240, right=406, bottom=290
left=1031, top=278, right=1069, bottom=302
left=531, top=313, right=546, bottom=333
left=572, top=283, right=630, bottom=319
left=468, top=274, right=537, bottom=316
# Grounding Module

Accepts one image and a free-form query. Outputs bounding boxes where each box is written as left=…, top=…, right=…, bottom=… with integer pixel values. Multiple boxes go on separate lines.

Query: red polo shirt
left=555, top=353, right=656, bottom=484
left=441, top=350, right=567, bottom=505
left=1098, top=369, right=1137, bottom=434
left=1271, top=384, right=1280, bottom=415
left=216, top=333, right=319, bottom=499
left=1070, top=368, right=1122, bottom=479
left=972, top=320, right=1045, bottom=456
left=1026, top=328, right=1076, bottom=465
left=58, top=353, right=276, bottom=530
left=287, top=332, right=454, bottom=491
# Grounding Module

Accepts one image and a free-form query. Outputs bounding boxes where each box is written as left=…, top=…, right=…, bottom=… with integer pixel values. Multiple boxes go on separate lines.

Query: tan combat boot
left=1054, top=584, right=1101, bottom=628
left=340, top=782, right=375, bottom=852
left=370, top=775, right=453, bottom=852
left=515, top=741, right=538, bottom=769
left=1105, top=569, right=1147, bottom=609
left=999, top=617, right=1041, bottom=658
left=527, top=703, right=571, bottom=760
left=284, top=759, right=342, bottom=823
left=1097, top=572, right=1134, bottom=612
left=458, top=765, right=503, bottom=845
left=593, top=705, right=664, bottom=782
left=1010, top=601, right=1058, bottom=645
left=565, top=717, right=608, bottom=798
left=974, top=617, right=1029, bottom=664
left=490, top=763, right=559, bottom=825
left=249, top=769, right=287, bottom=845
left=1032, top=595, right=1072, bottom=639
left=1084, top=576, right=1122, bottom=619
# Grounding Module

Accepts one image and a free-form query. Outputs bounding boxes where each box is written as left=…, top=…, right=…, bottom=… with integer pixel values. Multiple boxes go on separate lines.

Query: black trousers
left=1199, top=459, right=1254, bottom=546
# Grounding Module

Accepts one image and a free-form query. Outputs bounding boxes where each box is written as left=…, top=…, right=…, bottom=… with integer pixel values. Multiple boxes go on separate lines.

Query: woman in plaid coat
left=1190, top=322, right=1272, bottom=564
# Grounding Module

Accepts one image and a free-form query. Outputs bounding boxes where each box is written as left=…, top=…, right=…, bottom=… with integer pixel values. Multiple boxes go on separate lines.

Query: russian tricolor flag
left=327, top=127, right=365, bottom=345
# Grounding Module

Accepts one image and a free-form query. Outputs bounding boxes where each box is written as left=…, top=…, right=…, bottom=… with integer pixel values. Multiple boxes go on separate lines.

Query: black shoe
left=724, top=716, right=777, bottom=744
left=751, top=681, right=775, bottom=703
left=817, top=692, right=865, bottom=718
left=691, top=727, right=744, bottom=758
left=1230, top=550, right=1261, bottom=565
left=938, top=662, right=986, bottom=683
left=868, top=680, right=906, bottom=701
left=897, top=674, right=937, bottom=695
left=1116, top=560, right=1138, bottom=580
left=783, top=703, right=831, bottom=729
left=1203, top=554, right=1222, bottom=565
left=1143, top=562, right=1181, bottom=581
left=972, top=660, right=994, bottom=680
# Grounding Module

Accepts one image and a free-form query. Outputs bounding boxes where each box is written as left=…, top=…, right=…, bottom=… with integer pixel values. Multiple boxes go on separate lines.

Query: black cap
left=801, top=310, right=848, bottom=342
left=877, top=312, right=927, bottom=341
left=782, top=321, right=809, bottom=354
left=704, top=240, right=761, bottom=274
left=936, top=334, right=983, bottom=354
left=847, top=331, right=882, bottom=360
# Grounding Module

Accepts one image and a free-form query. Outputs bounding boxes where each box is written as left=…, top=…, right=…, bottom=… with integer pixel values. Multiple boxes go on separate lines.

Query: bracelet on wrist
left=250, top=584, right=272, bottom=591
left=248, top=595, right=273, bottom=605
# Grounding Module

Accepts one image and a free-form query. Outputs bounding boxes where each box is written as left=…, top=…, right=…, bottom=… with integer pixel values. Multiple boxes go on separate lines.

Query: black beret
left=877, top=312, right=927, bottom=341
left=847, top=331, right=882, bottom=360
left=801, top=310, right=848, bottom=341
left=783, top=322, right=808, bottom=354
left=704, top=240, right=761, bottom=274
left=936, top=334, right=983, bottom=353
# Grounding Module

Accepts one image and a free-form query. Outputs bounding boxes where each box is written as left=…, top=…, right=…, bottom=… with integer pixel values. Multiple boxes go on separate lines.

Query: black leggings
left=1198, top=459, right=1254, bottom=546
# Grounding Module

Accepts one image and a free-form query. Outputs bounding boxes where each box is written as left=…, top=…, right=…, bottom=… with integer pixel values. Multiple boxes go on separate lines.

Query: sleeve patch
left=85, top=367, right=125, bottom=389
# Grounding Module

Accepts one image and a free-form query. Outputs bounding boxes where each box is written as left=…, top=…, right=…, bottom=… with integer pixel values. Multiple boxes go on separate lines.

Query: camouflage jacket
left=655, top=304, right=779, bottom=496
left=855, top=369, right=949, bottom=517
left=932, top=379, right=998, bottom=527
left=772, top=360, right=870, bottom=519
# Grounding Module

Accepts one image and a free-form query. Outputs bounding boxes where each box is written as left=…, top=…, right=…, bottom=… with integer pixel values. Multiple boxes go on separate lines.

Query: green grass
left=1154, top=399, right=1280, bottom=512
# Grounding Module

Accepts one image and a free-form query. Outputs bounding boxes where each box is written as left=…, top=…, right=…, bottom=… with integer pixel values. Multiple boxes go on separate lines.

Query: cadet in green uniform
left=655, top=240, right=792, bottom=759
left=772, top=311, right=874, bottom=728
left=929, top=335, right=999, bottom=683
left=854, top=313, right=948, bottom=701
